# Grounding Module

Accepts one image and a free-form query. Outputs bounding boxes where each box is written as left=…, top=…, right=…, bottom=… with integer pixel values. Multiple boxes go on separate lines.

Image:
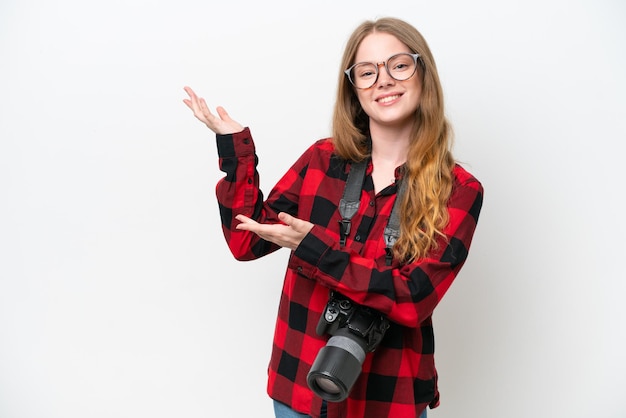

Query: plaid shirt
left=215, top=128, right=483, bottom=418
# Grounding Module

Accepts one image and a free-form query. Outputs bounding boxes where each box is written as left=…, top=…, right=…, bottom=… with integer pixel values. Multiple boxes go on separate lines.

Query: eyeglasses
left=344, top=53, right=421, bottom=89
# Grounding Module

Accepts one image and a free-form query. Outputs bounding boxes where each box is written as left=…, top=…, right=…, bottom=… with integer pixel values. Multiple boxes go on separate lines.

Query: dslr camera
left=306, top=291, right=390, bottom=402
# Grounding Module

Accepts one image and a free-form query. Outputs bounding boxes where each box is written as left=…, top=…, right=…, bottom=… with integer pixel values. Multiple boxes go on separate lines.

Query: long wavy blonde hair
left=332, top=17, right=455, bottom=262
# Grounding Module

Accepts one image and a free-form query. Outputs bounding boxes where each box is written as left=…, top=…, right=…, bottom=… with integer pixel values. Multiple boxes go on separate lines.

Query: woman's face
left=352, top=32, right=422, bottom=133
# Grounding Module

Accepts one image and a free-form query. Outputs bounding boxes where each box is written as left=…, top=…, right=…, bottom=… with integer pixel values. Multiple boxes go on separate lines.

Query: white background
left=1, top=0, right=625, bottom=417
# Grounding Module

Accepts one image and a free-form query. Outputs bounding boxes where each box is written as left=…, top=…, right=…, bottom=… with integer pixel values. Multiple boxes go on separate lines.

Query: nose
left=375, top=62, right=394, bottom=87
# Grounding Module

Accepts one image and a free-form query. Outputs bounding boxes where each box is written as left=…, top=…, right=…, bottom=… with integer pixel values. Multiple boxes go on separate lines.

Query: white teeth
left=378, top=95, right=399, bottom=103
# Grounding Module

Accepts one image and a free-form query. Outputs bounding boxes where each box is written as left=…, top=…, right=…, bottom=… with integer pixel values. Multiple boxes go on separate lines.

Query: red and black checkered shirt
left=215, top=128, right=483, bottom=418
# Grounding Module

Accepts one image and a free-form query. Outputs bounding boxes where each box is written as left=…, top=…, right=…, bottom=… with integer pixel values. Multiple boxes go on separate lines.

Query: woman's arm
left=212, top=129, right=323, bottom=261
left=289, top=171, right=484, bottom=328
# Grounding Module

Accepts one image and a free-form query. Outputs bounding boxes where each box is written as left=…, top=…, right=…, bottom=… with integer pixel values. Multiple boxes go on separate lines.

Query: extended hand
left=183, top=86, right=244, bottom=135
left=235, top=213, right=314, bottom=251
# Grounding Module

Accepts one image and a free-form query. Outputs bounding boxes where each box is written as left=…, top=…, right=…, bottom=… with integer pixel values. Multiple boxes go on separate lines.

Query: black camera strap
left=383, top=177, right=406, bottom=265
left=338, top=159, right=367, bottom=247
left=338, top=159, right=406, bottom=265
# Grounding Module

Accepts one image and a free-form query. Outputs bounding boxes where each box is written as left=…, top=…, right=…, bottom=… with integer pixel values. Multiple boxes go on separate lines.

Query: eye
left=353, top=63, right=377, bottom=80
left=389, top=54, right=415, bottom=75
left=391, top=59, right=412, bottom=70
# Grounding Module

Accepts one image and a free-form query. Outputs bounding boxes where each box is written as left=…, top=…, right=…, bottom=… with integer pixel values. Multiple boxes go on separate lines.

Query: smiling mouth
left=377, top=94, right=401, bottom=104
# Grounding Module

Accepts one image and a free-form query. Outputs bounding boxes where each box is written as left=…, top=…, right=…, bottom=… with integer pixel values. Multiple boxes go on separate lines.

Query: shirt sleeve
left=214, top=128, right=311, bottom=261
left=288, top=173, right=484, bottom=328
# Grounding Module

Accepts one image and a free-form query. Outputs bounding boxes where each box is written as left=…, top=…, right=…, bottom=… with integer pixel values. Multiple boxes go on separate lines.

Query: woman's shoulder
left=296, top=137, right=339, bottom=162
left=452, top=163, right=484, bottom=194
left=309, top=137, right=335, bottom=154
left=288, top=137, right=341, bottom=172
left=449, top=164, right=483, bottom=220
left=453, top=163, right=482, bottom=188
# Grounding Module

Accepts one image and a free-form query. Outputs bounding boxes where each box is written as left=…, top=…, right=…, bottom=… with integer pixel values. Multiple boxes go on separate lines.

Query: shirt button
left=297, top=266, right=303, bottom=272
left=369, top=201, right=375, bottom=207
left=243, top=138, right=250, bottom=144
left=247, top=178, right=253, bottom=184
left=355, top=235, right=361, bottom=241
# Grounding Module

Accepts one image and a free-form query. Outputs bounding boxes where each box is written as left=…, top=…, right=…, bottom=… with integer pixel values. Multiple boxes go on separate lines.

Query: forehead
left=354, top=32, right=411, bottom=62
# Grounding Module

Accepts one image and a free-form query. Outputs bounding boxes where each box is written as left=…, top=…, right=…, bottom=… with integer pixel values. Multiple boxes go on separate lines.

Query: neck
left=369, top=125, right=411, bottom=167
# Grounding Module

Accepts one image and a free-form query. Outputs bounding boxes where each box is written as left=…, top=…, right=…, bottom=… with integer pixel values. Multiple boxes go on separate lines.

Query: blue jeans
left=273, top=400, right=427, bottom=418
left=273, top=400, right=318, bottom=418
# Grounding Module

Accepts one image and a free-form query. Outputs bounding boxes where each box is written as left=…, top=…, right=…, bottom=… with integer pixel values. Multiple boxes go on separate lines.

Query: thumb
left=216, top=106, right=231, bottom=121
left=278, top=212, right=294, bottom=226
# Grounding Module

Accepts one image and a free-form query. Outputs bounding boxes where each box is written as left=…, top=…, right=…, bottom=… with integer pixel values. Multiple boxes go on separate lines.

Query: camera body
left=307, top=291, right=390, bottom=402
left=315, top=292, right=389, bottom=352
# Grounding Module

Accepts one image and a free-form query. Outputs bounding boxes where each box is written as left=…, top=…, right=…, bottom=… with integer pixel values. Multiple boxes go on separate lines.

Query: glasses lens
left=388, top=54, right=417, bottom=81
left=349, top=63, right=378, bottom=89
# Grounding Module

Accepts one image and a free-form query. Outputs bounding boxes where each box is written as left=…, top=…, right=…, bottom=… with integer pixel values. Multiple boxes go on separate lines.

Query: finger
left=198, top=98, right=212, bottom=116
left=183, top=97, right=199, bottom=112
left=278, top=212, right=308, bottom=231
left=216, top=106, right=231, bottom=122
left=183, top=86, right=196, bottom=99
left=235, top=215, right=260, bottom=230
left=235, top=214, right=253, bottom=223
left=197, top=98, right=222, bottom=126
left=183, top=92, right=205, bottom=116
left=282, top=214, right=314, bottom=239
left=183, top=87, right=210, bottom=117
left=183, top=87, right=201, bottom=108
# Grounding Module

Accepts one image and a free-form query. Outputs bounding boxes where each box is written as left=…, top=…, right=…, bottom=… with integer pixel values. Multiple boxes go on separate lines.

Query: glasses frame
left=344, top=53, right=421, bottom=90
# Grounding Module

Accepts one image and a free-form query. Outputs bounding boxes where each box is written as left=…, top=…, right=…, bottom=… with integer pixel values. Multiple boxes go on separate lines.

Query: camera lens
left=313, top=377, right=341, bottom=394
left=307, top=332, right=367, bottom=402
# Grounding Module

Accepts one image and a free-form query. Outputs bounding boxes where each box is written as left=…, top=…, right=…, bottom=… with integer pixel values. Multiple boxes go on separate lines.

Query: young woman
left=184, top=17, right=483, bottom=418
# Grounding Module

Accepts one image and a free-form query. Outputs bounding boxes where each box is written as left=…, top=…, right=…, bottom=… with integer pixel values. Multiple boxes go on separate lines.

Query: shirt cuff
left=216, top=127, right=254, bottom=158
left=289, top=225, right=334, bottom=279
